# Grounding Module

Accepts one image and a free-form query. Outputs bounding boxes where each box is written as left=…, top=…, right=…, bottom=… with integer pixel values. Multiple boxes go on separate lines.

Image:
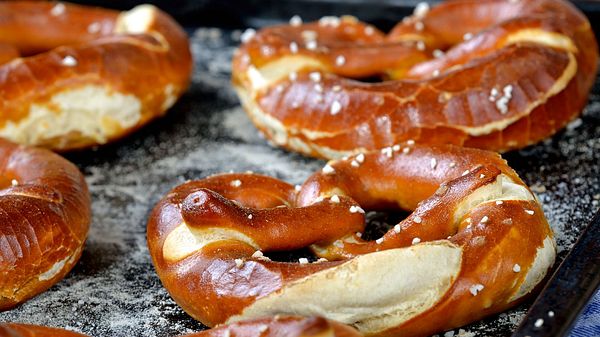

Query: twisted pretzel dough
left=232, top=0, right=598, bottom=159
left=0, top=1, right=192, bottom=150
left=0, top=139, right=91, bottom=310
left=0, top=317, right=360, bottom=337
left=183, top=316, right=362, bottom=337
left=148, top=144, right=555, bottom=337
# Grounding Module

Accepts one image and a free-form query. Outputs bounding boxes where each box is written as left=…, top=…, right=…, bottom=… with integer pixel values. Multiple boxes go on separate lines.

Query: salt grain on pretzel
left=232, top=0, right=597, bottom=159
left=148, top=145, right=555, bottom=337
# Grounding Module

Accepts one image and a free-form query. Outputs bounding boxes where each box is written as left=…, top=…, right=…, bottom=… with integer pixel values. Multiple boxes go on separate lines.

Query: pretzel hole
left=361, top=210, right=410, bottom=240
left=264, top=247, right=318, bottom=263
left=261, top=210, right=409, bottom=263
left=346, top=75, right=384, bottom=83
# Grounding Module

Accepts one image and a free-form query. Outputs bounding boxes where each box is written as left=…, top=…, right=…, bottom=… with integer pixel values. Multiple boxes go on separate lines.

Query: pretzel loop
left=232, top=0, right=597, bottom=159
left=148, top=144, right=555, bottom=337
left=0, top=2, right=192, bottom=150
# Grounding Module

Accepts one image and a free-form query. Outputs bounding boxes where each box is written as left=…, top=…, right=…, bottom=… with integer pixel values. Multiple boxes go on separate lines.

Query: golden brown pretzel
left=0, top=317, right=360, bottom=337
left=232, top=0, right=598, bottom=159
left=0, top=324, right=88, bottom=337
left=0, top=1, right=192, bottom=150
left=0, top=138, right=91, bottom=310
left=148, top=144, right=555, bottom=337
left=183, top=316, right=362, bottom=337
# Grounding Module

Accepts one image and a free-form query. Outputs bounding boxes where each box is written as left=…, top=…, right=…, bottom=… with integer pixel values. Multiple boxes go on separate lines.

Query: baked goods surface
left=0, top=1, right=193, bottom=150
left=232, top=0, right=598, bottom=159
left=0, top=138, right=91, bottom=310
left=182, top=316, right=362, bottom=337
left=0, top=317, right=360, bottom=337
left=148, top=144, right=556, bottom=337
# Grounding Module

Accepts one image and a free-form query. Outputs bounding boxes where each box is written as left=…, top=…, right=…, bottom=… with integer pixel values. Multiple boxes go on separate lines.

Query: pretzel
left=0, top=138, right=91, bottom=310
left=0, top=1, right=192, bottom=150
left=183, top=316, right=362, bottom=337
left=232, top=0, right=598, bottom=159
left=148, top=144, right=555, bottom=337
left=0, top=317, right=360, bottom=337
left=0, top=324, right=88, bottom=337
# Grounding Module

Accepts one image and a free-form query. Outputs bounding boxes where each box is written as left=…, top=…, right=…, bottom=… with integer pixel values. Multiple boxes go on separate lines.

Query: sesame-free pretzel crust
left=148, top=144, right=555, bottom=337
left=232, top=0, right=597, bottom=159
left=0, top=139, right=91, bottom=311
left=0, top=2, right=192, bottom=150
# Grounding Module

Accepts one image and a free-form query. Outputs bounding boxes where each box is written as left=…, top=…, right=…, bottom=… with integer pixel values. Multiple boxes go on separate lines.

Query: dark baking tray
left=1, top=3, right=600, bottom=337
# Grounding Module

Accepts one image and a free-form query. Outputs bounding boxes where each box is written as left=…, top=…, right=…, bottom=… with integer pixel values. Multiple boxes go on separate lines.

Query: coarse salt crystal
left=331, top=101, right=342, bottom=115
left=61, top=55, right=77, bottom=67
left=413, top=2, right=430, bottom=18
left=309, top=72, right=322, bottom=82
left=290, top=41, right=299, bottom=53
left=469, top=283, right=484, bottom=296
left=290, top=15, right=303, bottom=26
left=322, top=164, right=335, bottom=174
left=240, top=28, right=256, bottom=43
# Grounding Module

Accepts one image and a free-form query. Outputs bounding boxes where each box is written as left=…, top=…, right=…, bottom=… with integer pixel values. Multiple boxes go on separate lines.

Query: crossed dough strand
left=148, top=144, right=555, bottom=337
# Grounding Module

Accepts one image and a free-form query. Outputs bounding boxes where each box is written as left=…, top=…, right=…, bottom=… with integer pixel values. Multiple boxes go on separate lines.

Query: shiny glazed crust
left=0, top=1, right=193, bottom=150
left=0, top=138, right=91, bottom=310
left=0, top=318, right=360, bottom=337
left=232, top=0, right=598, bottom=159
left=183, top=316, right=362, bottom=337
left=148, top=144, right=556, bottom=337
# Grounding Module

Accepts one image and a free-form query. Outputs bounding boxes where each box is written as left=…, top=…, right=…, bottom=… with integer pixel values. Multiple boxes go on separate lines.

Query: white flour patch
left=219, top=106, right=266, bottom=143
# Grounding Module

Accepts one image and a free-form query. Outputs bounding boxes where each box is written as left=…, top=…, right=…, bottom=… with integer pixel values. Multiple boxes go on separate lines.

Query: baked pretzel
left=0, top=317, right=359, bottom=337
left=148, top=143, right=555, bottom=337
left=0, top=138, right=91, bottom=310
left=0, top=1, right=192, bottom=150
left=232, top=0, right=598, bottom=159
left=0, top=324, right=88, bottom=337
left=183, top=316, right=362, bottom=337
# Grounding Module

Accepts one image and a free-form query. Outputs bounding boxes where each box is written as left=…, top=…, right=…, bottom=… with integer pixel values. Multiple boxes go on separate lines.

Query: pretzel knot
left=0, top=2, right=192, bottom=150
left=0, top=317, right=362, bottom=337
left=232, top=0, right=598, bottom=159
left=148, top=144, right=555, bottom=337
